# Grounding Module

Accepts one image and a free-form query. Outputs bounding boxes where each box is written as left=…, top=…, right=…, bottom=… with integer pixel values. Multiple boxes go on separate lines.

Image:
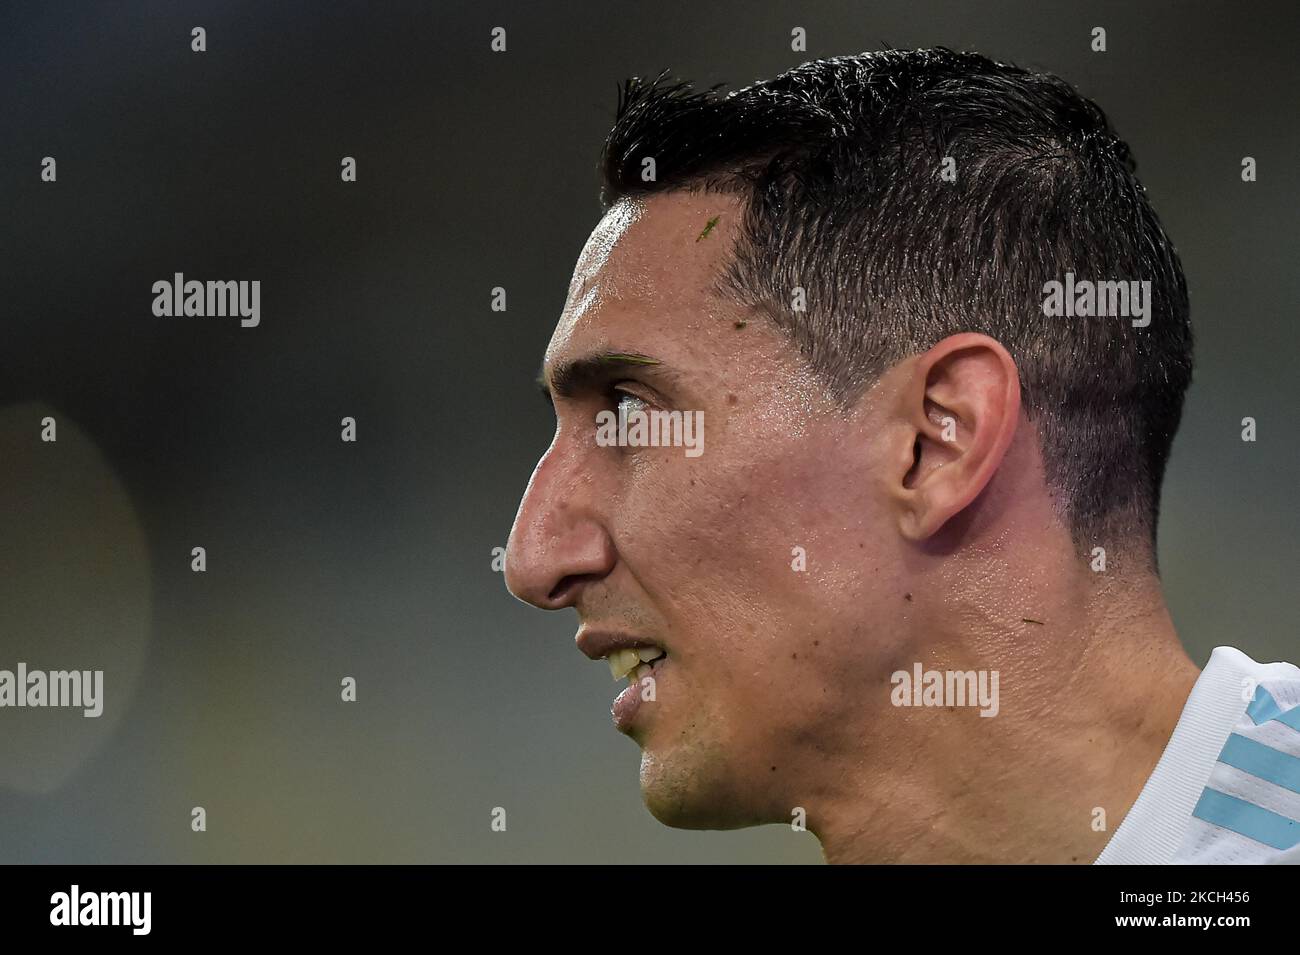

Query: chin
left=637, top=745, right=766, bottom=831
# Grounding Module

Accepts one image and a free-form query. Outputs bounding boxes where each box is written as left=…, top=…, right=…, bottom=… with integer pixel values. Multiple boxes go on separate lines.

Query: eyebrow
left=536, top=351, right=669, bottom=403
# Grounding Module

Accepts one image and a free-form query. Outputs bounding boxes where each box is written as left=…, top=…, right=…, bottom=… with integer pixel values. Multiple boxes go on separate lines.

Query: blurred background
left=0, top=0, right=1295, bottom=863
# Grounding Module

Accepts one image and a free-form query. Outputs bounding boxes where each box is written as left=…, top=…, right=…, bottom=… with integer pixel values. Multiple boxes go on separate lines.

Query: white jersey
left=1096, top=645, right=1300, bottom=864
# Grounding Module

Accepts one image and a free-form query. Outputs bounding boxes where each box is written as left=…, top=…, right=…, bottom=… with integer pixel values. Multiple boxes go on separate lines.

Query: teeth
left=607, top=647, right=665, bottom=680
left=607, top=648, right=640, bottom=681
left=632, top=663, right=653, bottom=681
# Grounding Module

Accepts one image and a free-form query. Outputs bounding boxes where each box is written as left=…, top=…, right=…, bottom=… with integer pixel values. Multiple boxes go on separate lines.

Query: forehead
left=546, top=192, right=748, bottom=365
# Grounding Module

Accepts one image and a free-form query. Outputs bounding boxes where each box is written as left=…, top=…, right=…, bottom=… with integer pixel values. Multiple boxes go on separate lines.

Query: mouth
left=575, top=631, right=670, bottom=732
left=608, top=648, right=668, bottom=732
left=605, top=645, right=668, bottom=683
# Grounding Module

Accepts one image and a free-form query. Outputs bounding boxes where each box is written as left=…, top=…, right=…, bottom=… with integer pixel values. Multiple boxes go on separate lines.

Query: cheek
left=615, top=454, right=795, bottom=624
left=614, top=435, right=883, bottom=658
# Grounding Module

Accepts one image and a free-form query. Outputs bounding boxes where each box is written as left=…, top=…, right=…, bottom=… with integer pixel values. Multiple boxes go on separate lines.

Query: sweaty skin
left=505, top=189, right=1200, bottom=863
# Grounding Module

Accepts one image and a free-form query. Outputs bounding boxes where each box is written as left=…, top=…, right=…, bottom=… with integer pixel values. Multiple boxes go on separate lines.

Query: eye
left=596, top=386, right=656, bottom=456
left=613, top=388, right=648, bottom=416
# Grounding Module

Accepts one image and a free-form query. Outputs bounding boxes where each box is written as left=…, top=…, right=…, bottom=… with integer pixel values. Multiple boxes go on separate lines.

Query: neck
left=812, top=571, right=1200, bottom=864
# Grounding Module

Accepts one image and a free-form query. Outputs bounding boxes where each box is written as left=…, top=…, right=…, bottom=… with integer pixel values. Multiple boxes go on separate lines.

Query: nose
left=504, top=440, right=616, bottom=611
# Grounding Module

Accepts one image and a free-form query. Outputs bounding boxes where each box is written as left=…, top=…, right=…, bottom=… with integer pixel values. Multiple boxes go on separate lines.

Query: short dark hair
left=598, top=47, right=1193, bottom=555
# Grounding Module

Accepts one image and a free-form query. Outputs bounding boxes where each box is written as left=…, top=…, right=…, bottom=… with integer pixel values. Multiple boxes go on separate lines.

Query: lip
left=575, top=628, right=665, bottom=662
left=611, top=654, right=668, bottom=732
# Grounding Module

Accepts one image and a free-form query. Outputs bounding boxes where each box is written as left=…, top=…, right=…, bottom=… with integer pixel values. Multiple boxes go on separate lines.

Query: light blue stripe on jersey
left=1188, top=690, right=1300, bottom=852
left=1192, top=789, right=1300, bottom=850
left=1218, top=734, right=1300, bottom=794
left=1247, top=686, right=1300, bottom=733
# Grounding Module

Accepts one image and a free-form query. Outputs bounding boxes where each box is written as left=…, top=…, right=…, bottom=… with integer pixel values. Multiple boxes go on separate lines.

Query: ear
left=887, top=333, right=1021, bottom=541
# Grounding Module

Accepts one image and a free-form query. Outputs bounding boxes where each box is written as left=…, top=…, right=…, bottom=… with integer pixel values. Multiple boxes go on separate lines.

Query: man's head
left=505, top=49, right=1194, bottom=839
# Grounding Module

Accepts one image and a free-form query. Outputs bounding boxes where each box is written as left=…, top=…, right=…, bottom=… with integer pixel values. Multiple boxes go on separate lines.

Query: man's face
left=506, top=192, right=911, bottom=829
